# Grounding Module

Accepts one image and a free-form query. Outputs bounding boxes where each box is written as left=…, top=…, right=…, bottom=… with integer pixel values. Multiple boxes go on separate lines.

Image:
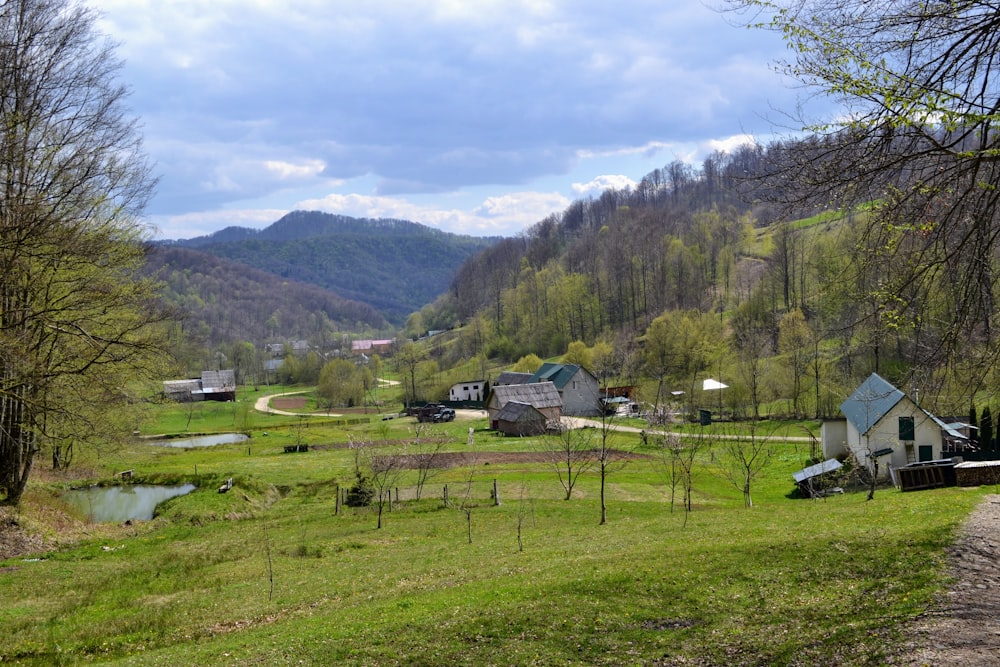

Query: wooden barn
left=486, top=381, right=562, bottom=429
left=494, top=401, right=547, bottom=437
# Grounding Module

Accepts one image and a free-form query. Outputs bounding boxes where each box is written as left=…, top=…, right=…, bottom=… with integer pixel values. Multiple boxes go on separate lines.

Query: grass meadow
left=0, top=390, right=989, bottom=666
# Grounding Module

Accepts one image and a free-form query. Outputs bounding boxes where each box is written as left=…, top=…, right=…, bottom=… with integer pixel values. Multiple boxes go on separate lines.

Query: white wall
left=844, top=397, right=943, bottom=480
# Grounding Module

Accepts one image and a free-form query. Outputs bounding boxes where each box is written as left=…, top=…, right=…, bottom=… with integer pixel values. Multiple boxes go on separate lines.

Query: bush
left=345, top=473, right=374, bottom=507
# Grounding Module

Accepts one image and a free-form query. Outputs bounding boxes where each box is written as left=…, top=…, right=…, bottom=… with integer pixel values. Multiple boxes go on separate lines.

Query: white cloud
left=572, top=175, right=637, bottom=194
left=89, top=0, right=825, bottom=241
left=147, top=208, right=288, bottom=240
left=295, top=190, right=570, bottom=236
left=706, top=134, right=759, bottom=154
left=264, top=159, right=327, bottom=181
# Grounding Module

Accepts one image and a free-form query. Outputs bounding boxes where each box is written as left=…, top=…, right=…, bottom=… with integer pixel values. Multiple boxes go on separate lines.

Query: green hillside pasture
left=1, top=428, right=987, bottom=666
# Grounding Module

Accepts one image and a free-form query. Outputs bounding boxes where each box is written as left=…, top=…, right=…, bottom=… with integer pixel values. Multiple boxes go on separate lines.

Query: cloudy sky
left=89, top=1, right=811, bottom=240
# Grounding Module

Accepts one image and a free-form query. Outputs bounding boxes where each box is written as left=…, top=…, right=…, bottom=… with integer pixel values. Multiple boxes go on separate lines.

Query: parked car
left=432, top=408, right=455, bottom=422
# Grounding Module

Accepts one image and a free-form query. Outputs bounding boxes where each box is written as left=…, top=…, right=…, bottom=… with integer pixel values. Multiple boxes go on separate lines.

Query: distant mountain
left=161, top=211, right=501, bottom=323
left=145, top=245, right=390, bottom=347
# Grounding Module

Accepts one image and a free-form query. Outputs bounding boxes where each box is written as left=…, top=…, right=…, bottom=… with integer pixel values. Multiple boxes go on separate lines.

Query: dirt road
left=895, top=494, right=1000, bottom=666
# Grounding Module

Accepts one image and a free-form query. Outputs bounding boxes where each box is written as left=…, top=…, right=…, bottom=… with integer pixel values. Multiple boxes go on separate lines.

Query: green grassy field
left=0, top=390, right=988, bottom=666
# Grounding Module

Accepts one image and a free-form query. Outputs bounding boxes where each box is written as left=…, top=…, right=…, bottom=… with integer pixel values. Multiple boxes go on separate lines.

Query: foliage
left=0, top=0, right=169, bottom=505
left=561, top=340, right=592, bottom=369
left=144, top=245, right=388, bottom=348
left=316, top=359, right=368, bottom=409
left=511, top=354, right=543, bottom=374
left=344, top=471, right=374, bottom=507
left=728, top=0, right=1000, bottom=393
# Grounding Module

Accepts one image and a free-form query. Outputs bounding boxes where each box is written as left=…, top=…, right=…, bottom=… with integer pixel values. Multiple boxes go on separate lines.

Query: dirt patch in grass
left=271, top=397, right=307, bottom=410
left=893, top=494, right=1000, bottom=666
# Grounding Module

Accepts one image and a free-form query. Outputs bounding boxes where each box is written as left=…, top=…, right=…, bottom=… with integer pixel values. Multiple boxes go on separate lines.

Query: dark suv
left=432, top=408, right=456, bottom=422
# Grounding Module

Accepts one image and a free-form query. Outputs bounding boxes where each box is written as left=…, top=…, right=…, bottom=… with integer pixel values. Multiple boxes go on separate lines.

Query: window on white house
left=899, top=416, right=915, bottom=441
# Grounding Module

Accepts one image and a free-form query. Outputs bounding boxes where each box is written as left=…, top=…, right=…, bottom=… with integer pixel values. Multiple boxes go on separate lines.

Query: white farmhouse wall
left=450, top=381, right=484, bottom=402
left=821, top=419, right=848, bottom=459
left=560, top=372, right=601, bottom=417
left=845, top=397, right=943, bottom=479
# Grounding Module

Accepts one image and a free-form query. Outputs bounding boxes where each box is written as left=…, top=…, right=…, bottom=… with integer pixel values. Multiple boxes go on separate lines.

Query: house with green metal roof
left=822, top=373, right=961, bottom=481
left=528, top=363, right=602, bottom=417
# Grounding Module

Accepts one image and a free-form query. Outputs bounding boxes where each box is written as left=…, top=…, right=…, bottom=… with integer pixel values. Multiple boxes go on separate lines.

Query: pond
left=149, top=433, right=249, bottom=448
left=63, top=484, right=196, bottom=522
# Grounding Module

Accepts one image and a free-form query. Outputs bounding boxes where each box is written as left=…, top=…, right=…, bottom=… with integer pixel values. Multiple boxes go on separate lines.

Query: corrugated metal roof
left=495, top=371, right=532, bottom=385
left=529, top=363, right=580, bottom=389
left=490, top=381, right=562, bottom=409
left=495, top=401, right=544, bottom=423
left=839, top=373, right=904, bottom=435
left=792, top=458, right=843, bottom=483
left=955, top=460, right=1000, bottom=469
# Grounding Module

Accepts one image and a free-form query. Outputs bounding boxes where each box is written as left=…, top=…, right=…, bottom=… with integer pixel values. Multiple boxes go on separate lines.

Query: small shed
left=494, top=401, right=547, bottom=437
left=792, top=459, right=843, bottom=498
left=486, top=381, right=562, bottom=428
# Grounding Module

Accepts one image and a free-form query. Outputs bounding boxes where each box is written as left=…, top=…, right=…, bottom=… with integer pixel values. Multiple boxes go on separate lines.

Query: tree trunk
left=600, top=464, right=608, bottom=525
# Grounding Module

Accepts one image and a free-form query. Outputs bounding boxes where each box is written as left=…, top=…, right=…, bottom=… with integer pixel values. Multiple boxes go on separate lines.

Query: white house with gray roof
left=822, top=373, right=967, bottom=480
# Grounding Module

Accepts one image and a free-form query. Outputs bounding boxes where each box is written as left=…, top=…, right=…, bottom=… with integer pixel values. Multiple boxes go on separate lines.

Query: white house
left=449, top=380, right=485, bottom=402
left=823, top=373, right=967, bottom=480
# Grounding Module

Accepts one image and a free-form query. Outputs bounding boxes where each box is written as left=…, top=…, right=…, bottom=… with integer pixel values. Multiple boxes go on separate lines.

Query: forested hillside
left=144, top=245, right=390, bottom=349
left=413, top=141, right=984, bottom=419
left=162, top=211, right=499, bottom=324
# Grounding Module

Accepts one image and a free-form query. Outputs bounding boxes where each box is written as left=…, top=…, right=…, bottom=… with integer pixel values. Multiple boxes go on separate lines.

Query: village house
left=528, top=363, right=602, bottom=417
left=449, top=380, right=485, bottom=402
left=486, top=381, right=562, bottom=429
left=494, top=370, right=533, bottom=386
left=351, top=339, right=394, bottom=356
left=163, top=369, right=237, bottom=402
left=822, top=373, right=969, bottom=481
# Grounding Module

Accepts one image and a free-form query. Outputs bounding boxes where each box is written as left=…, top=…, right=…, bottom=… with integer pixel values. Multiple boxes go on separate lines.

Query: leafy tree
left=317, top=359, right=364, bottom=409
left=562, top=340, right=593, bottom=370
left=511, top=354, right=543, bottom=374
left=644, top=310, right=723, bottom=416
left=778, top=309, right=813, bottom=417
left=0, top=0, right=169, bottom=505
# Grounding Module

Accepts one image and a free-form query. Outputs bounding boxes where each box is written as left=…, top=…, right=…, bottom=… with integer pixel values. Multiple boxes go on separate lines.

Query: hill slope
left=145, top=245, right=389, bottom=347
left=165, top=211, right=500, bottom=324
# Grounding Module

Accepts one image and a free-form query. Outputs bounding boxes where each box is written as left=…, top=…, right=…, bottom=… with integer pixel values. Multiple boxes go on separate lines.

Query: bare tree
left=656, top=426, right=710, bottom=526
left=448, top=446, right=481, bottom=544
left=356, top=439, right=406, bottom=529
left=410, top=423, right=445, bottom=500
left=718, top=422, right=773, bottom=508
left=593, top=408, right=631, bottom=525
left=0, top=0, right=168, bottom=505
left=541, top=423, right=596, bottom=500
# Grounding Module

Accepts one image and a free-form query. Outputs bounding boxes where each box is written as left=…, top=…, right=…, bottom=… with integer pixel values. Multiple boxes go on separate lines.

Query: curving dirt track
left=894, top=494, right=1000, bottom=666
